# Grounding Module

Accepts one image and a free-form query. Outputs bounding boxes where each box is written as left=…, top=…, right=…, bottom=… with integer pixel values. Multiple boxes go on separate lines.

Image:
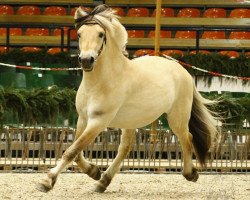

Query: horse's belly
left=109, top=113, right=160, bottom=129
left=109, top=96, right=173, bottom=129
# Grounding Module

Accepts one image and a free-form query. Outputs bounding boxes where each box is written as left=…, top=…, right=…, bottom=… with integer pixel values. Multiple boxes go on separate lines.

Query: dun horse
left=37, top=5, right=218, bottom=193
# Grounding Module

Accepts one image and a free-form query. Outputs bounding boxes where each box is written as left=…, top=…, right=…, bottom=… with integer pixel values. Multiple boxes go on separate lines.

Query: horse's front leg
left=74, top=117, right=101, bottom=180
left=94, top=129, right=135, bottom=193
left=36, top=117, right=110, bottom=192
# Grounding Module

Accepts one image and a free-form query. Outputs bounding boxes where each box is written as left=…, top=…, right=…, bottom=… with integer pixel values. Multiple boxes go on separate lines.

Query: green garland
left=0, top=87, right=249, bottom=126
left=179, top=54, right=250, bottom=79
left=0, top=87, right=4, bottom=121
left=0, top=49, right=74, bottom=67
left=202, top=92, right=250, bottom=125
left=0, top=50, right=249, bottom=78
left=0, top=86, right=77, bottom=124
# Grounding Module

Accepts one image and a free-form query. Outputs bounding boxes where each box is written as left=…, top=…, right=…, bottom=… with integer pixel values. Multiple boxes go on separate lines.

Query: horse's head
left=76, top=23, right=106, bottom=72
left=74, top=5, right=128, bottom=72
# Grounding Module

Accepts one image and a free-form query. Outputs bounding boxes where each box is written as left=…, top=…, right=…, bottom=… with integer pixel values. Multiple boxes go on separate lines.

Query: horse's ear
left=74, top=7, right=88, bottom=20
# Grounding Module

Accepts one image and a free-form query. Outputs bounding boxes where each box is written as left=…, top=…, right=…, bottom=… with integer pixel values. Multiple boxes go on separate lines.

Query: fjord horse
left=37, top=5, right=218, bottom=193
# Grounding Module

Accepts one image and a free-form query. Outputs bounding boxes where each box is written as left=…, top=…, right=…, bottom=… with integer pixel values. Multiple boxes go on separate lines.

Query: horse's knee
left=63, top=149, right=78, bottom=162
left=182, top=167, right=199, bottom=182
left=93, top=173, right=112, bottom=193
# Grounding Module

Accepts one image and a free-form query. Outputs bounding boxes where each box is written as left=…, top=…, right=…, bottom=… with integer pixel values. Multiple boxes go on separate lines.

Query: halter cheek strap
left=97, top=33, right=106, bottom=57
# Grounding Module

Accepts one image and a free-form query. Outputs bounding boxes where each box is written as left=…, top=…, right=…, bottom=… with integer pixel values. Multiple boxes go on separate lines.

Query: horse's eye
left=77, top=34, right=81, bottom=38
left=99, top=32, right=104, bottom=38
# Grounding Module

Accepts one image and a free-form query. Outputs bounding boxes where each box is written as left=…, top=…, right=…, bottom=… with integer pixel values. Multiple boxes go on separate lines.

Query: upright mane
left=74, top=4, right=128, bottom=54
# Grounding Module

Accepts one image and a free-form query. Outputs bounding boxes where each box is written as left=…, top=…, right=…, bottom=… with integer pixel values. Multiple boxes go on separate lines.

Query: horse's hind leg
left=167, top=104, right=199, bottom=182
left=94, top=129, right=135, bottom=193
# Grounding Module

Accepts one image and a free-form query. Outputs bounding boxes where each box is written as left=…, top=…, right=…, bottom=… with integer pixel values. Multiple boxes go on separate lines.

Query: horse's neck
left=82, top=44, right=129, bottom=90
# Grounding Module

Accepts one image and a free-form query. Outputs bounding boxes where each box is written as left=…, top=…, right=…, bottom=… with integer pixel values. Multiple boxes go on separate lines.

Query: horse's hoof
left=93, top=182, right=107, bottom=193
left=36, top=180, right=52, bottom=193
left=92, top=173, right=112, bottom=193
left=87, top=163, right=101, bottom=180
left=183, top=167, right=199, bottom=182
left=191, top=172, right=199, bottom=182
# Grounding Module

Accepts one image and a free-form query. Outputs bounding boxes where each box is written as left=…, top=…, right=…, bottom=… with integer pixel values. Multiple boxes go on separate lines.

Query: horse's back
left=131, top=55, right=194, bottom=104
left=131, top=56, right=193, bottom=88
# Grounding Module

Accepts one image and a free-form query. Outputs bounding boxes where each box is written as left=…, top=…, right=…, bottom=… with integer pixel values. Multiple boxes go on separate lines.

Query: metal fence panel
left=0, top=123, right=249, bottom=173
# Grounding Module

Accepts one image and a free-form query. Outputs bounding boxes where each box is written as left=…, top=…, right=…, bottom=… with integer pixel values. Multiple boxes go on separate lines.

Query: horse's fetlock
left=47, top=171, right=55, bottom=179
left=87, top=163, right=101, bottom=180
left=93, top=173, right=112, bottom=193
left=100, top=173, right=112, bottom=187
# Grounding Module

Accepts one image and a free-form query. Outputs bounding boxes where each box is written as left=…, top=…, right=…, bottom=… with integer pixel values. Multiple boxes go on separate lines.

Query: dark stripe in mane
left=75, top=4, right=110, bottom=30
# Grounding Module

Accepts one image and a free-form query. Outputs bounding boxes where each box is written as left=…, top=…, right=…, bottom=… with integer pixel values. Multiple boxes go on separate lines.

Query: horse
left=37, top=4, right=218, bottom=193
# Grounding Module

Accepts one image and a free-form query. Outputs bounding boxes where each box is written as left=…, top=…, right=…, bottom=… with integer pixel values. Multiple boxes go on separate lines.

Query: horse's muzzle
left=78, top=57, right=94, bottom=72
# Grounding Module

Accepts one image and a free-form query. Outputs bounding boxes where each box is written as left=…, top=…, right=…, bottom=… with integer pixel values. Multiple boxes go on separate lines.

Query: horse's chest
left=76, top=90, right=123, bottom=118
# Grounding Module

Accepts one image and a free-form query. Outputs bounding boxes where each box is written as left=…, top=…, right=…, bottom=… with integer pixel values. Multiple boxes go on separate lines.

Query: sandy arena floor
left=0, top=173, right=249, bottom=200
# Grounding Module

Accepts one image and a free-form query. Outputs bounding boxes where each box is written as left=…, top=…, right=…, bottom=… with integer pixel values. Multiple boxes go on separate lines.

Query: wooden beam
left=1, top=15, right=249, bottom=28
left=127, top=38, right=250, bottom=49
left=0, top=0, right=92, bottom=5
left=1, top=36, right=250, bottom=49
left=120, top=17, right=250, bottom=28
left=1, top=0, right=248, bottom=7
left=0, top=15, right=73, bottom=26
left=0, top=36, right=68, bottom=46
left=105, top=0, right=250, bottom=7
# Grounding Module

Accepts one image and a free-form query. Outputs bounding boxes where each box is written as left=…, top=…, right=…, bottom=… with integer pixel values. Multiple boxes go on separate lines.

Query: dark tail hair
left=189, top=87, right=218, bottom=167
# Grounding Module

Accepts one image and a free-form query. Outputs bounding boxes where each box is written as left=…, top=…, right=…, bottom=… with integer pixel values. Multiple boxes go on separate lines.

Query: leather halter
left=74, top=4, right=109, bottom=30
left=75, top=5, right=109, bottom=60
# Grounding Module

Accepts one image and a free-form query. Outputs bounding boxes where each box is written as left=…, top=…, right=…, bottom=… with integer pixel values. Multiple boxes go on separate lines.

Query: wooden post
left=150, top=0, right=162, bottom=143
left=154, top=0, right=162, bottom=56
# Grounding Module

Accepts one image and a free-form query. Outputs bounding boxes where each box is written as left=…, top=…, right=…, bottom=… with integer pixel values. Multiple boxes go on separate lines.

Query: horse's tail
left=189, top=86, right=218, bottom=167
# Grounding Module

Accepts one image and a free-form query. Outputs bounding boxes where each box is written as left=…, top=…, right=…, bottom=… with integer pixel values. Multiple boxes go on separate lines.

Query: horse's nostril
left=78, top=57, right=82, bottom=63
left=79, top=57, right=94, bottom=64
left=90, top=57, right=94, bottom=63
